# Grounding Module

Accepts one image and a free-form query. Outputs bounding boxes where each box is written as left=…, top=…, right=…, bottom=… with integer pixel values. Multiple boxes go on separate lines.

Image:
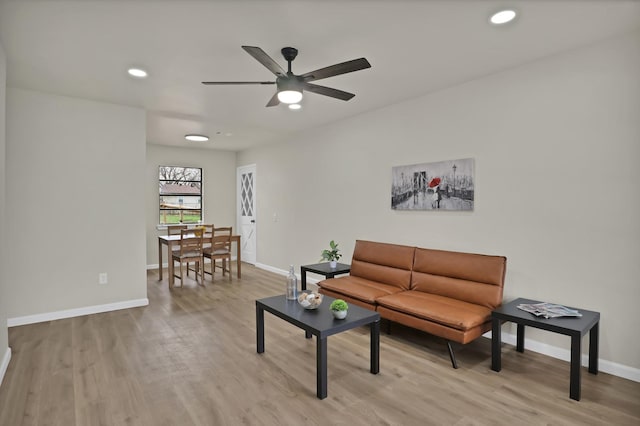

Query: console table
left=300, top=262, right=351, bottom=290
left=491, top=298, right=600, bottom=401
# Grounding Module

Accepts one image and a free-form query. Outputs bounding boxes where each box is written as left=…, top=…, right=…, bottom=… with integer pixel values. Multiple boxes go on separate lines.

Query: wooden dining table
left=158, top=234, right=242, bottom=286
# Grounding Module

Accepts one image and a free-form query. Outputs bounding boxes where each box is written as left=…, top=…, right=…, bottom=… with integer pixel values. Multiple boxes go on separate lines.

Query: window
left=159, top=166, right=202, bottom=224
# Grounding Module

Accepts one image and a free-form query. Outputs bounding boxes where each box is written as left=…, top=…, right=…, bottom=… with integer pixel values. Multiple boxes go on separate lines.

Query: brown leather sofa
left=318, top=240, right=507, bottom=368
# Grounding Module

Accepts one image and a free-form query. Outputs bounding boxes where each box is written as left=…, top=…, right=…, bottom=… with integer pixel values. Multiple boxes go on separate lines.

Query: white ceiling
left=1, top=0, right=639, bottom=152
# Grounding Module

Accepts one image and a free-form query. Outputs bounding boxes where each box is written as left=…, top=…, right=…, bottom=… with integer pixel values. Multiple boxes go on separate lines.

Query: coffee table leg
left=371, top=320, right=380, bottom=374
left=491, top=317, right=502, bottom=372
left=589, top=322, right=599, bottom=374
left=516, top=323, right=525, bottom=352
left=256, top=304, right=265, bottom=354
left=570, top=333, right=581, bottom=401
left=301, top=268, right=307, bottom=291
left=317, top=337, right=327, bottom=399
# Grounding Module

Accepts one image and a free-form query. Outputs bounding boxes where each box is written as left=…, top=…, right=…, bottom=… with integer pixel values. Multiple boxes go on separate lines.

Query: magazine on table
left=517, top=302, right=582, bottom=319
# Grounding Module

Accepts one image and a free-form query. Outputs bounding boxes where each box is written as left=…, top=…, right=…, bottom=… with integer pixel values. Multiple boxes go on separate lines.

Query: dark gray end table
left=300, top=262, right=351, bottom=291
left=256, top=294, right=380, bottom=399
left=491, top=298, right=600, bottom=401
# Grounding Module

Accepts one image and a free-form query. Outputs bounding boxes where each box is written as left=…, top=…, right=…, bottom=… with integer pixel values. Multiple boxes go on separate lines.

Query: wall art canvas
left=391, top=158, right=474, bottom=210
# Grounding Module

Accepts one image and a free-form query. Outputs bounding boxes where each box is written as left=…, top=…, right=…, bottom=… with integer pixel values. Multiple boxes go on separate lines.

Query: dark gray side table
left=491, top=297, right=600, bottom=401
left=300, top=262, right=351, bottom=290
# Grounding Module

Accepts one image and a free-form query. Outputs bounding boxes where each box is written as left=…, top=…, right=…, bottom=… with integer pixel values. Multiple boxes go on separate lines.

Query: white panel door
left=237, top=164, right=256, bottom=264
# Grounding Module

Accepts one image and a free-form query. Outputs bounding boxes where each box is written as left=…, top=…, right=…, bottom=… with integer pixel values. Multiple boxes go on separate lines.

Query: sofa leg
left=447, top=341, right=459, bottom=369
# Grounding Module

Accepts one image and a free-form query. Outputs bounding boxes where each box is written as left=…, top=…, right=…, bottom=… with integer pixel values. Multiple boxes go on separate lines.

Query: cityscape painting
left=391, top=158, right=474, bottom=210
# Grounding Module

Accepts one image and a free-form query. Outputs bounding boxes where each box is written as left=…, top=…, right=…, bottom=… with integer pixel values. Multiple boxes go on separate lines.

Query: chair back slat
left=167, top=224, right=188, bottom=236
left=180, top=228, right=204, bottom=257
left=212, top=227, right=232, bottom=253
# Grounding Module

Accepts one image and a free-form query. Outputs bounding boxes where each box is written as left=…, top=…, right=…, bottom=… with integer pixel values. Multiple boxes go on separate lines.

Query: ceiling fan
left=202, top=46, right=371, bottom=107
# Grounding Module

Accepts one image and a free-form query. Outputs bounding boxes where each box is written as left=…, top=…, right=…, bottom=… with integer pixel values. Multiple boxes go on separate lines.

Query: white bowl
left=297, top=291, right=323, bottom=310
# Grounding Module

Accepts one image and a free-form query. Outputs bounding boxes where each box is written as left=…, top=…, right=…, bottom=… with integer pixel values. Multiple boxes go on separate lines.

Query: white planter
left=329, top=260, right=337, bottom=269
left=332, top=310, right=347, bottom=319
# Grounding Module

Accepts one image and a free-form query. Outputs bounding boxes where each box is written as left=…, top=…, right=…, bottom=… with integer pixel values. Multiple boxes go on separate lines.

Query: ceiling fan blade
left=266, top=92, right=280, bottom=107
left=302, top=83, right=355, bottom=101
left=242, top=46, right=286, bottom=77
left=300, top=58, right=371, bottom=82
left=202, top=81, right=275, bottom=85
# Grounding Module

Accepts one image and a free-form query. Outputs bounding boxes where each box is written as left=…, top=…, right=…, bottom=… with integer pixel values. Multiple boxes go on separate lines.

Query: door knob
left=251, top=220, right=256, bottom=223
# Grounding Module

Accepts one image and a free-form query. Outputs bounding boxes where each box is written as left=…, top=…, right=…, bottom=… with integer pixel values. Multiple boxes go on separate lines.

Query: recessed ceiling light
left=288, top=104, right=302, bottom=110
left=490, top=9, right=517, bottom=25
left=127, top=68, right=148, bottom=78
left=185, top=134, right=209, bottom=142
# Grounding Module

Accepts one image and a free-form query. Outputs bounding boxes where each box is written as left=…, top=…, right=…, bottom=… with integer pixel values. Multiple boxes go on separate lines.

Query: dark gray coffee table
left=256, top=294, right=380, bottom=399
left=491, top=298, right=600, bottom=401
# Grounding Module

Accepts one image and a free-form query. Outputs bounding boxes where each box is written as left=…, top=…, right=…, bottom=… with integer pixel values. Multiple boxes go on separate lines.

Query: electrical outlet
left=99, top=273, right=108, bottom=285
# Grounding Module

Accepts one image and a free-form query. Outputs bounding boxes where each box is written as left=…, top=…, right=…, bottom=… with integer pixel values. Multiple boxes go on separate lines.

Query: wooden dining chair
left=171, top=227, right=205, bottom=287
left=201, top=224, right=214, bottom=249
left=189, top=224, right=214, bottom=276
left=203, top=226, right=233, bottom=281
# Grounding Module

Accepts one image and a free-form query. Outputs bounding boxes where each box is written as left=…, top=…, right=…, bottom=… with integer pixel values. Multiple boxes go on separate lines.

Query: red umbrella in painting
left=429, top=177, right=441, bottom=188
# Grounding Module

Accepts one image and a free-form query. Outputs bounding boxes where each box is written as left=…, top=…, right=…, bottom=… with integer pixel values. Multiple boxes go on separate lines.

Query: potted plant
left=320, top=240, right=342, bottom=269
left=329, top=299, right=348, bottom=319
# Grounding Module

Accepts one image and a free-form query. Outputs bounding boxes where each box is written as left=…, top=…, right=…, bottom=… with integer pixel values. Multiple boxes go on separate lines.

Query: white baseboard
left=7, top=298, right=149, bottom=327
left=255, top=263, right=320, bottom=289
left=255, top=263, right=287, bottom=276
left=147, top=263, right=165, bottom=270
left=0, top=347, right=11, bottom=387
left=482, top=330, right=639, bottom=383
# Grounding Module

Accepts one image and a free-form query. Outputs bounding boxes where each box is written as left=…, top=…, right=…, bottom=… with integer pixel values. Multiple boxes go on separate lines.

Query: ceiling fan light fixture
left=277, top=90, right=303, bottom=104
left=490, top=9, right=517, bottom=25
left=184, top=134, right=209, bottom=142
left=127, top=67, right=148, bottom=78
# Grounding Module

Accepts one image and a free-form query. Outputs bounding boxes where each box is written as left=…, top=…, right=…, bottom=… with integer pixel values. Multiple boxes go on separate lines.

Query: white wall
left=238, top=31, right=640, bottom=371
left=5, top=88, right=147, bottom=319
left=0, top=36, right=10, bottom=384
left=145, top=144, right=236, bottom=267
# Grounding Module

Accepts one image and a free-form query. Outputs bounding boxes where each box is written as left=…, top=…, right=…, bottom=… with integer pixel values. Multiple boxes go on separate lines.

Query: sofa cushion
left=350, top=240, right=415, bottom=290
left=411, top=248, right=506, bottom=309
left=376, top=291, right=492, bottom=331
left=318, top=275, right=403, bottom=304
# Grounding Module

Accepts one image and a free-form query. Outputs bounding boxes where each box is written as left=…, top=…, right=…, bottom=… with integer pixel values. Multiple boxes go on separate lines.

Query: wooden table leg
left=168, top=241, right=175, bottom=288
left=158, top=238, right=163, bottom=280
left=236, top=237, right=242, bottom=278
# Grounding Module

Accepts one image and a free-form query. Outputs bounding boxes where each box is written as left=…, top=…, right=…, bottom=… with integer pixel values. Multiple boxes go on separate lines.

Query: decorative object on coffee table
left=320, top=240, right=342, bottom=269
left=330, top=299, right=348, bottom=319
left=297, top=291, right=323, bottom=309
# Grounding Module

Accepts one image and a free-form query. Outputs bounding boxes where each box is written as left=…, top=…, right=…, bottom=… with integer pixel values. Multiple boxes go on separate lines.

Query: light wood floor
left=0, top=264, right=638, bottom=425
